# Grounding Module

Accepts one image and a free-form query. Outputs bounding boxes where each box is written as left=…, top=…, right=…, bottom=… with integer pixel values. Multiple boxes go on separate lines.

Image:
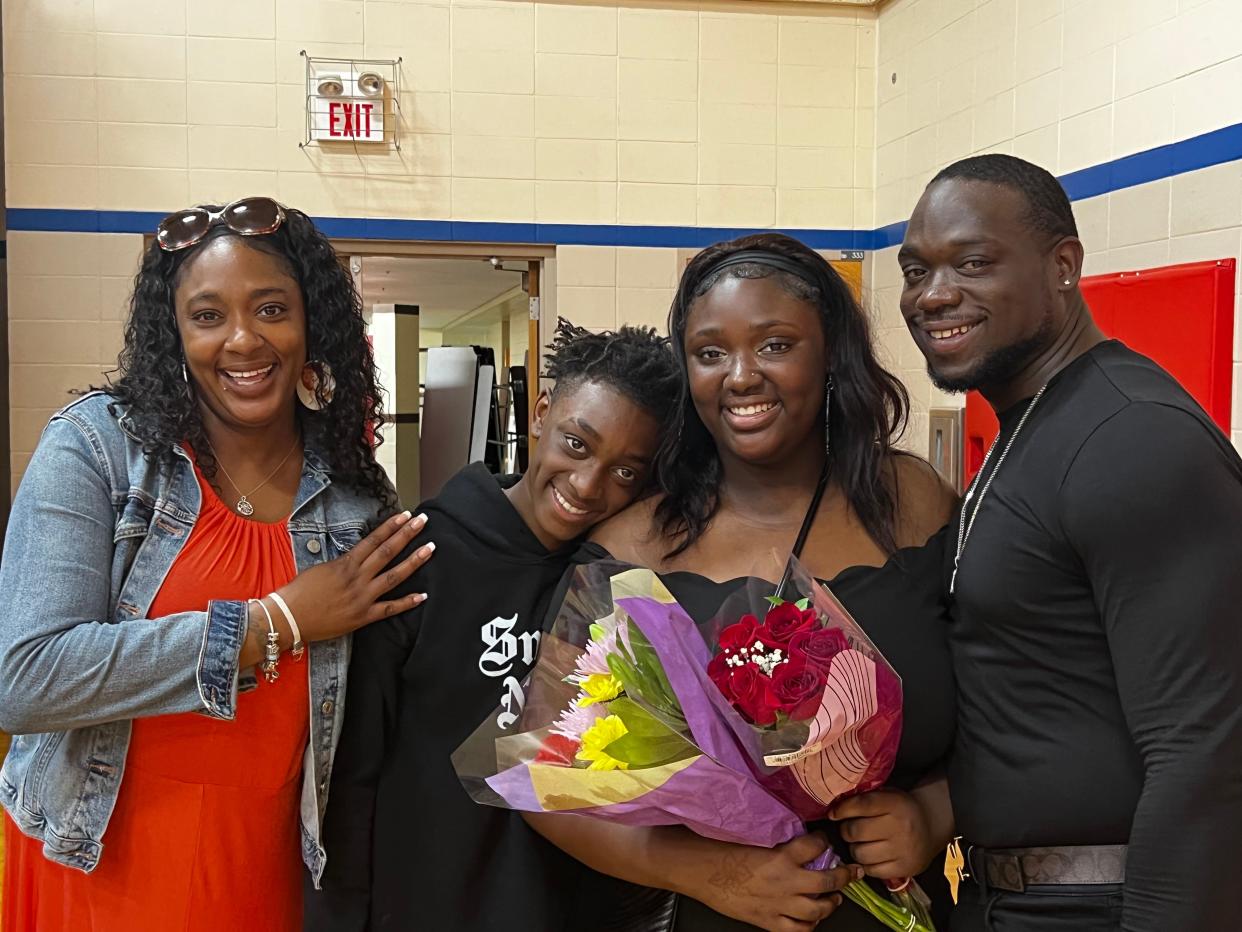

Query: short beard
left=927, top=311, right=1055, bottom=394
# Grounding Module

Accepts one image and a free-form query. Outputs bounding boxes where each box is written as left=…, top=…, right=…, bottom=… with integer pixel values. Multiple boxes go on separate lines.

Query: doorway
left=334, top=244, right=549, bottom=504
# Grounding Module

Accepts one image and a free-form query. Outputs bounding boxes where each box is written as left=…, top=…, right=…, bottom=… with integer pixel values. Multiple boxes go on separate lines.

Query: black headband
left=699, top=249, right=821, bottom=290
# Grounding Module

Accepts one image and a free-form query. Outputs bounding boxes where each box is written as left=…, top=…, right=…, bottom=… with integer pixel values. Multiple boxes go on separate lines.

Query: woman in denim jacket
left=0, top=199, right=432, bottom=931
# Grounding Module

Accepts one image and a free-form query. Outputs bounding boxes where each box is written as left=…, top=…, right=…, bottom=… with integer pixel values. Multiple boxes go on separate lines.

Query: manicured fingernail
left=396, top=510, right=412, bottom=523
left=853, top=866, right=865, bottom=881
left=422, top=541, right=436, bottom=554
left=413, top=593, right=427, bottom=604
left=413, top=512, right=427, bottom=525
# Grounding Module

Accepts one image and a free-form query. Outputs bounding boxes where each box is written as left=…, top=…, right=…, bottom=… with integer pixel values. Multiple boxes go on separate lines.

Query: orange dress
left=3, top=466, right=308, bottom=932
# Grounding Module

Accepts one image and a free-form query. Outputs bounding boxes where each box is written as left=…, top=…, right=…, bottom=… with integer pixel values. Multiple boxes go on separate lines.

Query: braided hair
left=542, top=318, right=680, bottom=434
left=656, top=233, right=910, bottom=558
left=930, top=154, right=1078, bottom=240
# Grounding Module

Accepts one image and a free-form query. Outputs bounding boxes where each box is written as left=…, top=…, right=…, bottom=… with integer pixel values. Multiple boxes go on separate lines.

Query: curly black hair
left=543, top=316, right=679, bottom=432
left=930, top=154, right=1078, bottom=240
left=101, top=204, right=395, bottom=513
left=656, top=233, right=910, bottom=558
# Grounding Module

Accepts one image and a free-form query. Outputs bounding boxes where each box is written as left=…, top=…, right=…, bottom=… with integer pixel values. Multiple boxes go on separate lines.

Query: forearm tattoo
left=707, top=851, right=755, bottom=899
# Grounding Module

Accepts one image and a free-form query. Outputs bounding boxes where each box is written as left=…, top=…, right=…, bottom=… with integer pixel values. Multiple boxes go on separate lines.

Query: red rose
left=768, top=656, right=827, bottom=722
left=707, top=651, right=735, bottom=700
left=757, top=602, right=817, bottom=648
left=788, top=627, right=850, bottom=674
left=709, top=653, right=778, bottom=726
left=729, top=664, right=779, bottom=726
left=534, top=733, right=580, bottom=766
left=718, top=615, right=760, bottom=652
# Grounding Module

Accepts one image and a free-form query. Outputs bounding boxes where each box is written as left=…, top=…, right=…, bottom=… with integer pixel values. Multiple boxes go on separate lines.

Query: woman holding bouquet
left=529, top=233, right=959, bottom=931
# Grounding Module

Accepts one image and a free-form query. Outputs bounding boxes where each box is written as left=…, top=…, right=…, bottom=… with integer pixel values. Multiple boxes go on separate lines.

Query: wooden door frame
left=526, top=261, right=540, bottom=459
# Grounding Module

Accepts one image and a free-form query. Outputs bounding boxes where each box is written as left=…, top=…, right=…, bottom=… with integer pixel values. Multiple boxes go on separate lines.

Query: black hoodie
left=308, top=463, right=585, bottom=931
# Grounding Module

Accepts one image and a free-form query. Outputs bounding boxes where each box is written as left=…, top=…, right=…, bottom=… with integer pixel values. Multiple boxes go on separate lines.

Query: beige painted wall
left=3, top=0, right=877, bottom=226
left=867, top=0, right=1242, bottom=456
left=5, top=0, right=1242, bottom=495
left=3, top=0, right=879, bottom=493
left=6, top=231, right=144, bottom=494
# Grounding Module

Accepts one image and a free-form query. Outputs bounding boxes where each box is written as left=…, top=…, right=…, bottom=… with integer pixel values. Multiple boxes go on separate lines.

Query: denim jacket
left=0, top=392, right=385, bottom=884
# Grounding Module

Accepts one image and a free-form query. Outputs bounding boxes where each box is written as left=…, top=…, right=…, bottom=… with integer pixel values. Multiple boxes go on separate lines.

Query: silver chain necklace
left=207, top=438, right=301, bottom=517
left=950, top=384, right=1049, bottom=594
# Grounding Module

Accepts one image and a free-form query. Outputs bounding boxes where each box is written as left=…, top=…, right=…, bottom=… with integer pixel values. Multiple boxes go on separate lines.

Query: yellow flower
left=576, top=715, right=630, bottom=771
left=577, top=673, right=623, bottom=707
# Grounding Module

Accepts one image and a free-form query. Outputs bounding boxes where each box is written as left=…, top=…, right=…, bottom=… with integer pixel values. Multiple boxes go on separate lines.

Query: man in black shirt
left=896, top=154, right=1242, bottom=931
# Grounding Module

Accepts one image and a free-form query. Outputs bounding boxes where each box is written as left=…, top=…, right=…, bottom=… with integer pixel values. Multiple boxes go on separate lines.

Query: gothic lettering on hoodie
left=479, top=613, right=541, bottom=729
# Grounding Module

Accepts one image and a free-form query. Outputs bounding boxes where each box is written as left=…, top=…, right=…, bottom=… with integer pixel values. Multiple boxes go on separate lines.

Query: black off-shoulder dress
left=572, top=531, right=956, bottom=932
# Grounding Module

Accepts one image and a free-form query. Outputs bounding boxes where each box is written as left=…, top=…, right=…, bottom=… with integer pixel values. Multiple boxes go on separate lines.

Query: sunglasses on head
left=156, top=196, right=286, bottom=252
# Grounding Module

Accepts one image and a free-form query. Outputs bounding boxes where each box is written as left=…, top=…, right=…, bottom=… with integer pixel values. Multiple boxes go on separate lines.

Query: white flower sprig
left=723, top=640, right=788, bottom=677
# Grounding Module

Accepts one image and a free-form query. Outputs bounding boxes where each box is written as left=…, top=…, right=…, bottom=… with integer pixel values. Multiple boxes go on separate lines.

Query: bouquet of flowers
left=453, top=557, right=935, bottom=932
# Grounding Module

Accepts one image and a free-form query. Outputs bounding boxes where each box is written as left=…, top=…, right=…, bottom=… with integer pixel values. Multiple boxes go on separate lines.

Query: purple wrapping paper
left=481, top=591, right=810, bottom=849
left=614, top=596, right=763, bottom=776
left=487, top=753, right=805, bottom=848
left=462, top=558, right=902, bottom=857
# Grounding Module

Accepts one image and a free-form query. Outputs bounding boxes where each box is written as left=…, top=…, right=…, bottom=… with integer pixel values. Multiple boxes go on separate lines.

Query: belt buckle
left=988, top=852, right=1026, bottom=893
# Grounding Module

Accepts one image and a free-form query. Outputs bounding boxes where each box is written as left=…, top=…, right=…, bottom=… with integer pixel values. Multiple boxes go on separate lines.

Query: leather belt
left=968, top=844, right=1127, bottom=893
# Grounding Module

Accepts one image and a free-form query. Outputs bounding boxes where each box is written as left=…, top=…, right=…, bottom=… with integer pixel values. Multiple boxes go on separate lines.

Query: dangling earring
left=824, top=373, right=834, bottom=458
left=297, top=361, right=336, bottom=411
left=182, top=361, right=193, bottom=398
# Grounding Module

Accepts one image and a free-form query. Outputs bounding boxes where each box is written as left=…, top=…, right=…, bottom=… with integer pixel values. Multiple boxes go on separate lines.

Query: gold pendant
left=236, top=495, right=255, bottom=516
left=944, top=836, right=967, bottom=905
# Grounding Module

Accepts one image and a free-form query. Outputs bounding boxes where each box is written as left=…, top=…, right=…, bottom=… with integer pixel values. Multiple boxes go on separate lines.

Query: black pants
left=951, top=881, right=1123, bottom=931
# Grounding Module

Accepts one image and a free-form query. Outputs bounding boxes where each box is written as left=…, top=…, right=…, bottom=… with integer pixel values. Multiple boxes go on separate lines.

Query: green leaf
left=603, top=697, right=696, bottom=767
left=589, top=623, right=605, bottom=641
left=603, top=616, right=688, bottom=727
left=764, top=596, right=785, bottom=607
left=626, top=631, right=685, bottom=721
left=633, top=648, right=676, bottom=706
left=642, top=649, right=680, bottom=711
left=606, top=653, right=646, bottom=696
left=607, top=697, right=680, bottom=737
left=605, top=732, right=697, bottom=768
left=795, top=598, right=810, bottom=610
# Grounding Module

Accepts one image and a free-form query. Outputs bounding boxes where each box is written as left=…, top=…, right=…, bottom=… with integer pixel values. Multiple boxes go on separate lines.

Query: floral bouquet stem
left=814, top=850, right=934, bottom=932
left=887, top=881, right=936, bottom=931
left=841, top=880, right=934, bottom=932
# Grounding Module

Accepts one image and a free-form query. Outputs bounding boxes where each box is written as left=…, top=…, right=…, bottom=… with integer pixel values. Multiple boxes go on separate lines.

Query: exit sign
left=315, top=100, right=381, bottom=141
left=310, top=97, right=385, bottom=143
left=306, top=64, right=389, bottom=144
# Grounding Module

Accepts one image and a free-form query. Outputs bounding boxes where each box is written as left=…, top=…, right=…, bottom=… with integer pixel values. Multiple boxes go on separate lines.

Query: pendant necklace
left=207, top=437, right=301, bottom=517
left=950, top=383, right=1048, bottom=594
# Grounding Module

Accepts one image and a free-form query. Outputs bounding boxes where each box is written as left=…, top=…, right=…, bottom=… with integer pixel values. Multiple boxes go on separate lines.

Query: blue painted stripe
left=4, top=209, right=881, bottom=250
left=7, top=120, right=1241, bottom=248
left=8, top=208, right=101, bottom=233
left=1060, top=122, right=1242, bottom=201
left=870, top=221, right=909, bottom=251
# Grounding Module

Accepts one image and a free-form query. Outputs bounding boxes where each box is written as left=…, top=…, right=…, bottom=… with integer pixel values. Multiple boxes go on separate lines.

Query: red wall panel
left=962, top=258, right=1236, bottom=485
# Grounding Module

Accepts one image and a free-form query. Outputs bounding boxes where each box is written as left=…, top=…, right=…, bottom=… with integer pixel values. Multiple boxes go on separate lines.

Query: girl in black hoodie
left=308, top=320, right=680, bottom=932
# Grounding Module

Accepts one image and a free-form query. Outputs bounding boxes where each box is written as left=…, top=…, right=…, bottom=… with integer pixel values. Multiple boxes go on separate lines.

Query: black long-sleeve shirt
left=947, top=341, right=1242, bottom=931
